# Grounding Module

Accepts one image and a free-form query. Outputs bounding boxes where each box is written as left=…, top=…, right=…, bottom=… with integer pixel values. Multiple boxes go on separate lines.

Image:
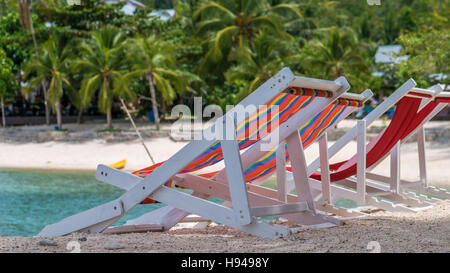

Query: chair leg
left=417, top=126, right=428, bottom=187
left=318, top=133, right=331, bottom=204
left=356, top=120, right=366, bottom=205
left=390, top=141, right=401, bottom=194
left=276, top=142, right=287, bottom=202
left=286, top=130, right=316, bottom=212
left=221, top=115, right=252, bottom=225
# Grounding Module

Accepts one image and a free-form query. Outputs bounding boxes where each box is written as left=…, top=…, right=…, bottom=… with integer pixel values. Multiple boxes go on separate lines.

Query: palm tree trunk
left=30, top=7, right=50, bottom=125
left=55, top=100, right=62, bottom=130
left=18, top=0, right=51, bottom=125
left=26, top=0, right=38, bottom=49
left=42, top=82, right=50, bottom=125
left=1, top=95, right=5, bottom=128
left=77, top=109, right=83, bottom=124
left=161, top=99, right=168, bottom=119
left=103, top=75, right=113, bottom=129
left=107, top=107, right=112, bottom=129
left=147, top=72, right=160, bottom=130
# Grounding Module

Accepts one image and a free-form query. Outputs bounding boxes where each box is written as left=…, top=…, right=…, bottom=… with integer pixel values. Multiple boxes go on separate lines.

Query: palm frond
left=193, top=2, right=236, bottom=20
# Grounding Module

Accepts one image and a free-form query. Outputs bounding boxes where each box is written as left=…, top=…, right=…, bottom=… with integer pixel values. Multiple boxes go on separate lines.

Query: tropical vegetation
left=0, top=0, right=448, bottom=129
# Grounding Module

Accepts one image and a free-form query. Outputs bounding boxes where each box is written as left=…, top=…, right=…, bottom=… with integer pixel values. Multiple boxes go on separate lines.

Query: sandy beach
left=1, top=201, right=448, bottom=253
left=0, top=121, right=449, bottom=253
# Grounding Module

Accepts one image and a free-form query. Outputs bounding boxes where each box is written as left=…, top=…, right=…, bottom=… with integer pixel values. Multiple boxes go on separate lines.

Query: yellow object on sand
left=108, top=159, right=126, bottom=169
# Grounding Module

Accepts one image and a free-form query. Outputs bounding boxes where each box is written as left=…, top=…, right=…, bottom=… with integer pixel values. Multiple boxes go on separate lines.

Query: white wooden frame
left=38, top=68, right=350, bottom=238
left=365, top=90, right=450, bottom=200
left=304, top=83, right=448, bottom=213
left=273, top=90, right=372, bottom=219
left=123, top=91, right=373, bottom=230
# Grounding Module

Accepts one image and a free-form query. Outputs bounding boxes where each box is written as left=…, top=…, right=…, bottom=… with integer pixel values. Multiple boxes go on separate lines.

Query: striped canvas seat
left=310, top=93, right=450, bottom=183
left=131, top=90, right=364, bottom=203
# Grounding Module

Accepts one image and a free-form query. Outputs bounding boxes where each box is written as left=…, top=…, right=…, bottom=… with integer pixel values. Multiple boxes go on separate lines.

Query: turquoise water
left=2, top=169, right=441, bottom=237
left=0, top=169, right=165, bottom=237
left=0, top=170, right=317, bottom=236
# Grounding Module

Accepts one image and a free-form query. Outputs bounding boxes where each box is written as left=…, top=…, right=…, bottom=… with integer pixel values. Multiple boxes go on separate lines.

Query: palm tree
left=225, top=31, right=290, bottom=101
left=65, top=74, right=89, bottom=124
left=73, top=26, right=133, bottom=129
left=24, top=34, right=72, bottom=129
left=0, top=49, right=15, bottom=128
left=194, top=0, right=298, bottom=74
left=14, top=0, right=52, bottom=125
left=126, top=35, right=196, bottom=130
left=299, top=27, right=369, bottom=82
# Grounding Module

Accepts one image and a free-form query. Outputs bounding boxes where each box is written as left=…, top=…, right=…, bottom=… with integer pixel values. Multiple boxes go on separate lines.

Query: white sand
left=0, top=137, right=448, bottom=186
left=0, top=123, right=448, bottom=253
left=1, top=201, right=449, bottom=253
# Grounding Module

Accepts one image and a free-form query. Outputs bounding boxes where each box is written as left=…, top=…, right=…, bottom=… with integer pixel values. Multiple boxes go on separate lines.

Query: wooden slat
left=102, top=224, right=164, bottom=234
left=179, top=217, right=211, bottom=223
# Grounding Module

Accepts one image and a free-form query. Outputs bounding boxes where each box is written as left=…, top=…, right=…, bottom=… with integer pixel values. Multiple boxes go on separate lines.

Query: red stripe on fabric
left=436, top=98, right=450, bottom=103
left=133, top=162, right=164, bottom=177
left=403, top=102, right=438, bottom=138
left=329, top=161, right=346, bottom=171
left=311, top=97, right=421, bottom=182
left=408, top=91, right=433, bottom=98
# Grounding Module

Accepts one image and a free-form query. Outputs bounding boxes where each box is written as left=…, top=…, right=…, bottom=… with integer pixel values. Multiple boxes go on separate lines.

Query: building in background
left=103, top=0, right=175, bottom=19
left=372, top=45, right=409, bottom=77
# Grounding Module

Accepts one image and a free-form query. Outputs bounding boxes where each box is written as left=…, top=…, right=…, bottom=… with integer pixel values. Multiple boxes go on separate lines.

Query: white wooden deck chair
left=38, top=67, right=356, bottom=238
left=248, top=92, right=373, bottom=220
left=299, top=81, right=445, bottom=213
left=362, top=90, right=450, bottom=201
left=116, top=90, right=373, bottom=232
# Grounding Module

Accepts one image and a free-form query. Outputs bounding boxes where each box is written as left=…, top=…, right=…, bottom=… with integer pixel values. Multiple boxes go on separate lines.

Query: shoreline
left=1, top=119, right=449, bottom=145
left=0, top=166, right=97, bottom=173
left=0, top=137, right=449, bottom=186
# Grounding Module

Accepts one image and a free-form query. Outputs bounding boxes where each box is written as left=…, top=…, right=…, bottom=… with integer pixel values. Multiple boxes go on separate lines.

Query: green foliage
left=74, top=26, right=133, bottom=116
left=298, top=27, right=372, bottom=90
left=397, top=26, right=450, bottom=87
left=193, top=0, right=295, bottom=76
left=1, top=0, right=448, bottom=124
left=127, top=35, right=185, bottom=105
left=225, top=31, right=292, bottom=101
left=0, top=12, right=35, bottom=73
left=0, top=48, right=17, bottom=101
left=24, top=32, right=72, bottom=110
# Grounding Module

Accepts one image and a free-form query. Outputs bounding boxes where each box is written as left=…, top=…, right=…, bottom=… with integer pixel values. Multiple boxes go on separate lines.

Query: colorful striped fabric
left=332, top=98, right=362, bottom=107
left=133, top=92, right=317, bottom=177
left=133, top=89, right=364, bottom=204
left=242, top=102, right=351, bottom=182
left=285, top=87, right=333, bottom=98
left=133, top=92, right=364, bottom=180
left=135, top=91, right=320, bottom=204
left=133, top=92, right=364, bottom=199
